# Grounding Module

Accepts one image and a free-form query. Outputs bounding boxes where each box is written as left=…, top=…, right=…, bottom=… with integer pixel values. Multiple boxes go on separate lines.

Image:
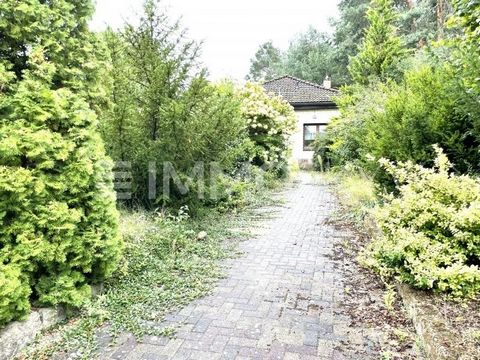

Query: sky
left=90, top=0, right=340, bottom=81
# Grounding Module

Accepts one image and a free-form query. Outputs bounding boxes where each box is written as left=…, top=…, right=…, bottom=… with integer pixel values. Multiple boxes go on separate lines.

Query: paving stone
left=303, top=330, right=319, bottom=347
left=141, top=336, right=170, bottom=346
left=283, top=352, right=301, bottom=360
left=124, top=344, right=165, bottom=360
left=159, top=339, right=183, bottom=356
left=139, top=353, right=168, bottom=360
left=110, top=333, right=137, bottom=359
left=220, top=345, right=240, bottom=359
left=192, top=318, right=212, bottom=333
left=101, top=173, right=371, bottom=360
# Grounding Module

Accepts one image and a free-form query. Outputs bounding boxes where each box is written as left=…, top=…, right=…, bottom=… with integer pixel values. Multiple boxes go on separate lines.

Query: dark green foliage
left=316, top=0, right=480, bottom=299
left=451, top=0, right=480, bottom=99
left=324, top=56, right=480, bottom=188
left=246, top=29, right=340, bottom=86
left=399, top=0, right=453, bottom=47
left=315, top=83, right=379, bottom=169
left=312, top=133, right=333, bottom=172
left=0, top=0, right=121, bottom=325
left=362, top=63, right=480, bottom=182
left=280, top=28, right=338, bottom=87
left=332, top=0, right=372, bottom=84
left=331, top=0, right=413, bottom=84
left=102, top=2, right=248, bottom=208
left=324, top=0, right=480, bottom=180
left=245, top=0, right=444, bottom=87
left=454, top=0, right=480, bottom=37
left=246, top=41, right=282, bottom=82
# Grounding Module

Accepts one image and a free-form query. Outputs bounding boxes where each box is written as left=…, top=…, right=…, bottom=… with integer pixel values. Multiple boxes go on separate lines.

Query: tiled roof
left=263, top=75, right=339, bottom=106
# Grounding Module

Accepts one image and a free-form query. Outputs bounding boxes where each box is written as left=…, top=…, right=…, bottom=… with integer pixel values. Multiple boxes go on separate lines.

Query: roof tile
left=263, top=75, right=339, bottom=105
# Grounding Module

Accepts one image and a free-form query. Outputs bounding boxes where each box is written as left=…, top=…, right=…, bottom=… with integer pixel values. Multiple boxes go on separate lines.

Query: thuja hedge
left=0, top=0, right=122, bottom=326
left=0, top=62, right=122, bottom=326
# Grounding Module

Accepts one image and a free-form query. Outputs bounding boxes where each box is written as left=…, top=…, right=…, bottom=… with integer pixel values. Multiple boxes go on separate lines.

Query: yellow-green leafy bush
left=363, top=146, right=480, bottom=297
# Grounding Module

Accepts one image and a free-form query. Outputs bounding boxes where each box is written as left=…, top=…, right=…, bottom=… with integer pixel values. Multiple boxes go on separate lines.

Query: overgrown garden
left=248, top=0, right=480, bottom=299
left=314, top=0, right=480, bottom=298
left=2, top=0, right=480, bottom=356
left=0, top=0, right=296, bottom=331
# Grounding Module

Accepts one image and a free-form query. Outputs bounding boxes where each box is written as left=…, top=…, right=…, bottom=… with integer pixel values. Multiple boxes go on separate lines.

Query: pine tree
left=246, top=41, right=282, bottom=81
left=332, top=0, right=372, bottom=84
left=348, top=0, right=406, bottom=85
left=281, top=28, right=337, bottom=86
left=102, top=0, right=248, bottom=208
left=0, top=0, right=121, bottom=325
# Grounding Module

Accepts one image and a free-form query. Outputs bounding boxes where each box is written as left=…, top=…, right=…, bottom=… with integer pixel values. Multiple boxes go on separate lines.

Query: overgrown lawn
left=18, top=187, right=279, bottom=359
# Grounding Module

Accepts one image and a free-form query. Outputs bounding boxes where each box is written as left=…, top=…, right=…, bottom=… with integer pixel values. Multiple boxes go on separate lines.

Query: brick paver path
left=105, top=173, right=354, bottom=360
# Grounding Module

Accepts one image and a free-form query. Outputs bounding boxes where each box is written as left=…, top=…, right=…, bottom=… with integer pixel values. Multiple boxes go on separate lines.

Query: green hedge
left=0, top=0, right=122, bottom=326
left=0, top=60, right=122, bottom=326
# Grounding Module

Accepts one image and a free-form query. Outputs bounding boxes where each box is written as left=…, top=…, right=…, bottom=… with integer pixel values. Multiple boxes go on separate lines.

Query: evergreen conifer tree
left=348, top=0, right=406, bottom=84
left=0, top=0, right=122, bottom=325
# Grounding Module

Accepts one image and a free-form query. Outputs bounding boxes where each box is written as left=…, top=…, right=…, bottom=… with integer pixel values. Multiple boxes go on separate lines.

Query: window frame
left=303, top=123, right=327, bottom=151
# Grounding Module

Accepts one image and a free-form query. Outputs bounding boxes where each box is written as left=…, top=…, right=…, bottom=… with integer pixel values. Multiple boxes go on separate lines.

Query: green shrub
left=348, top=0, right=406, bottom=85
left=0, top=0, right=121, bottom=326
left=312, top=132, right=336, bottom=172
left=101, top=3, right=297, bottom=206
left=320, top=83, right=385, bottom=168
left=327, top=58, right=480, bottom=189
left=0, top=264, right=31, bottom=324
left=362, top=146, right=480, bottom=298
left=101, top=10, right=248, bottom=207
left=241, top=83, right=297, bottom=176
left=362, top=64, right=480, bottom=178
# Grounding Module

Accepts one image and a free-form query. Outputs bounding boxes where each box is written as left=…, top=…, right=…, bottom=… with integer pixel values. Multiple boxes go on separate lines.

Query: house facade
left=263, top=75, right=340, bottom=167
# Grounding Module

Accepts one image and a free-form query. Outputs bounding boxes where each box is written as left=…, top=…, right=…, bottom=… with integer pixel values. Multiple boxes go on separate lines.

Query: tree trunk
left=437, top=0, right=445, bottom=39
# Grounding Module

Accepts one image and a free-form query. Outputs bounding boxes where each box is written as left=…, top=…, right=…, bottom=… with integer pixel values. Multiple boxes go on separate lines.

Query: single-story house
left=263, top=75, right=340, bottom=167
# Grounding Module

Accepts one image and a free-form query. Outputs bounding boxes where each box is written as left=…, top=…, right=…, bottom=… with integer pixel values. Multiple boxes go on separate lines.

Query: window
left=303, top=123, right=327, bottom=150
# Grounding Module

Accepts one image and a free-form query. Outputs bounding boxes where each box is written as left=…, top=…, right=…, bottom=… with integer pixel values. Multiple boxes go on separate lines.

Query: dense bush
left=321, top=56, right=480, bottom=189
left=321, top=0, right=480, bottom=189
left=0, top=0, right=121, bottom=325
left=101, top=2, right=299, bottom=210
left=362, top=147, right=480, bottom=298
left=317, top=83, right=385, bottom=169
left=102, top=5, right=249, bottom=208
left=241, top=83, right=297, bottom=176
left=312, top=133, right=331, bottom=171
left=362, top=63, right=480, bottom=177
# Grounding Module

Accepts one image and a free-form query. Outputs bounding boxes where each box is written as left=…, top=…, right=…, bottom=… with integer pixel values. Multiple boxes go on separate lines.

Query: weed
left=384, top=284, right=396, bottom=311
left=381, top=350, right=393, bottom=360
left=19, top=182, right=281, bottom=359
left=392, top=328, right=410, bottom=343
left=470, top=330, right=480, bottom=344
left=158, top=325, right=177, bottom=338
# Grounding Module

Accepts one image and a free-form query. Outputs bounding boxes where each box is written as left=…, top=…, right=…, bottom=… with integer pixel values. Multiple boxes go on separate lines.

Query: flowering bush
left=240, top=83, right=297, bottom=175
left=362, top=146, right=480, bottom=298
